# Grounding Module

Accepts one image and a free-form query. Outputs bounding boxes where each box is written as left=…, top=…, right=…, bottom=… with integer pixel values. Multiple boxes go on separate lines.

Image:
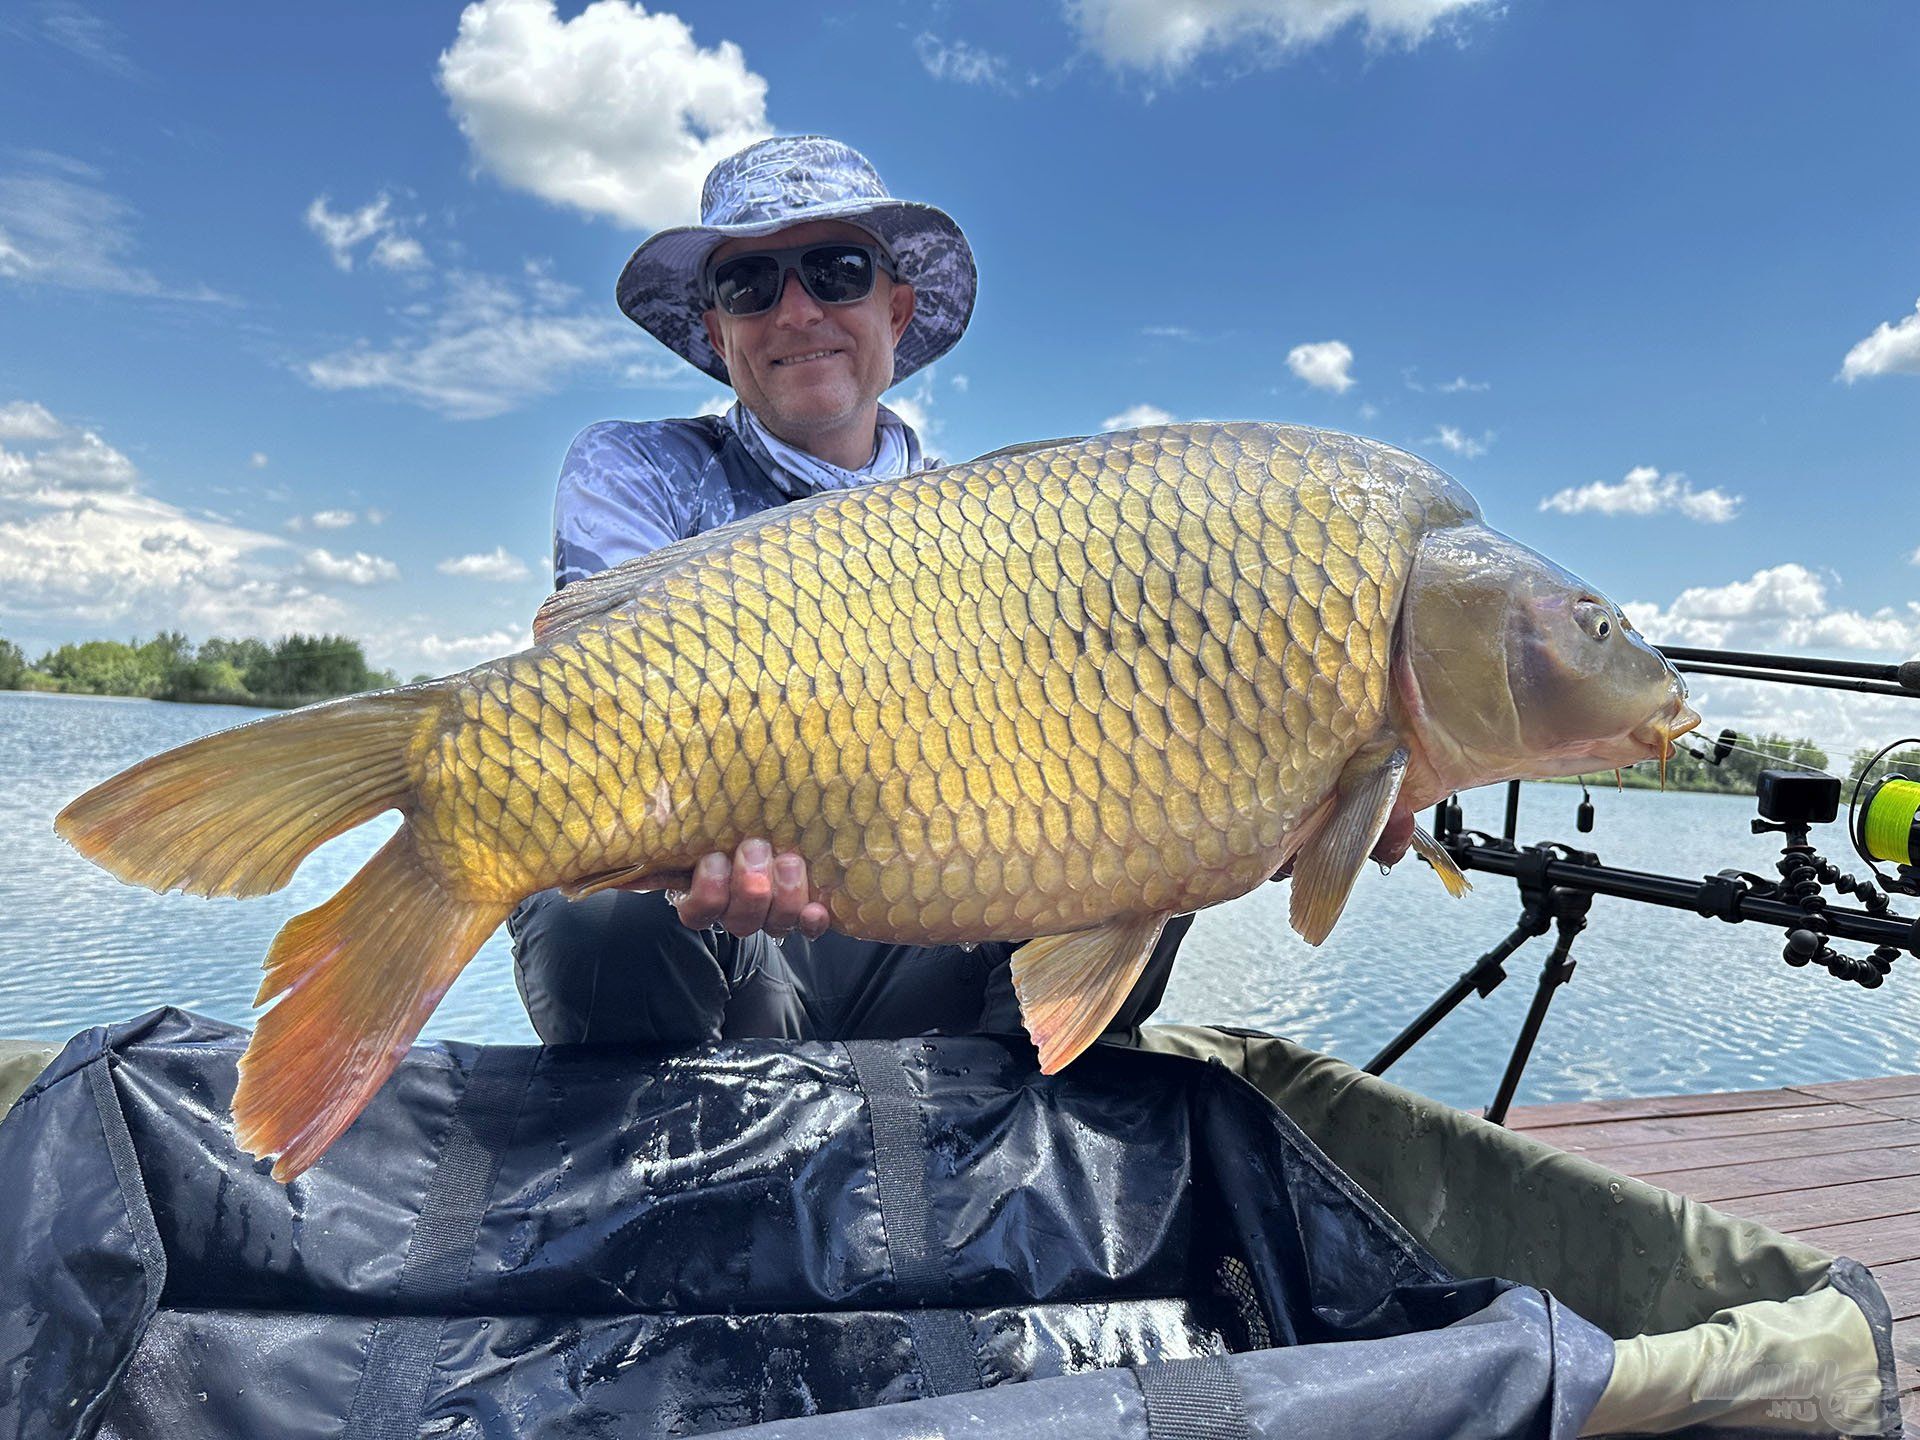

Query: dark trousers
left=508, top=888, right=1192, bottom=1048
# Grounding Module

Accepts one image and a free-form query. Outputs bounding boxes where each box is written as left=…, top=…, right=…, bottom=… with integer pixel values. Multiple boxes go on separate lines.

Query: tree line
left=0, top=631, right=406, bottom=709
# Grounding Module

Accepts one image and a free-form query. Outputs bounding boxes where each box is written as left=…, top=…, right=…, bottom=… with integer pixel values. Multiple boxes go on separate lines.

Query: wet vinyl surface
left=5, top=688, right=1916, bottom=1109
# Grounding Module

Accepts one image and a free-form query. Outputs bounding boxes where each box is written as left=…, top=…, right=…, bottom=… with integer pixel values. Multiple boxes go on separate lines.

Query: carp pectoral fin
left=1409, top=826, right=1472, bottom=898
left=1012, top=912, right=1171, bottom=1075
left=233, top=830, right=513, bottom=1184
left=1290, top=746, right=1409, bottom=946
left=559, top=866, right=694, bottom=900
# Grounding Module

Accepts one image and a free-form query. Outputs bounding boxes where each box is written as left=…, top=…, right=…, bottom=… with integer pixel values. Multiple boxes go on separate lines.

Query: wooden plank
left=1728, top=1176, right=1920, bottom=1235
left=1520, top=1105, right=1877, bottom=1153
left=1637, top=1145, right=1920, bottom=1206
left=1891, top=1317, right=1920, bottom=1391
left=1789, top=1075, right=1920, bottom=1104
left=1508, top=1087, right=1812, bottom=1131
left=1840, top=1094, right=1920, bottom=1123
left=1576, top=1119, right=1920, bottom=1179
left=1868, top=1258, right=1920, bottom=1322
left=1793, top=1212, right=1920, bottom=1268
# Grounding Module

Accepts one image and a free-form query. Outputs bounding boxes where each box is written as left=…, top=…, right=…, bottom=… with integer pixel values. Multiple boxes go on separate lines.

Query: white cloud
left=303, top=263, right=673, bottom=419
left=1425, top=425, right=1491, bottom=459
left=437, top=0, right=771, bottom=230
left=1911, top=545, right=1920, bottom=566
left=950, top=373, right=970, bottom=392
left=366, top=508, right=388, bottom=525
left=418, top=628, right=524, bottom=665
left=1143, top=325, right=1196, bottom=340
left=0, top=404, right=339, bottom=636
left=299, top=548, right=400, bottom=586
left=305, top=193, right=428, bottom=272
left=886, top=368, right=941, bottom=440
left=1286, top=340, right=1355, bottom=394
left=0, top=160, right=221, bottom=300
left=0, top=401, right=64, bottom=441
left=1623, top=565, right=1920, bottom=656
left=248, top=451, right=270, bottom=469
left=1070, top=0, right=1494, bottom=75
left=311, top=509, right=357, bottom=529
left=1839, top=298, right=1920, bottom=383
left=1437, top=374, right=1490, bottom=393
left=438, top=546, right=531, bottom=581
left=695, top=392, right=733, bottom=417
left=1540, top=465, right=1741, bottom=524
left=1103, top=403, right=1175, bottom=430
left=2, top=3, right=136, bottom=77
left=915, top=33, right=1015, bottom=90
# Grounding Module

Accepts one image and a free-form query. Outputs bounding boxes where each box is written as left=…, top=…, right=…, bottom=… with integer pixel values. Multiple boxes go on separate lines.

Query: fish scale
left=413, top=423, right=1453, bottom=941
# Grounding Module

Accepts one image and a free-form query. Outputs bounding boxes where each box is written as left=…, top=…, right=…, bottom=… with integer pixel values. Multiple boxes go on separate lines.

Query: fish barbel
left=56, top=422, right=1696, bottom=1178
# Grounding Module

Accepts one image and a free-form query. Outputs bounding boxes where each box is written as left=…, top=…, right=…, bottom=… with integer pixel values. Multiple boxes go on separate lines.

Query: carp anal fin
left=1409, top=826, right=1472, bottom=898
left=1290, top=746, right=1409, bottom=946
left=1012, top=912, right=1170, bottom=1074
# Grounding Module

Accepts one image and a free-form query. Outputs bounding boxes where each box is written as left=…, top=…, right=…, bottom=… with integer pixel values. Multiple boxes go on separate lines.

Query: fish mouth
left=1632, top=701, right=1702, bottom=789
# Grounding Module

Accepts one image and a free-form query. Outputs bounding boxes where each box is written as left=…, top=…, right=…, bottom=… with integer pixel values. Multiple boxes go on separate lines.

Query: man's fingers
left=797, top=901, right=830, bottom=941
left=719, top=838, right=775, bottom=937
left=763, top=853, right=809, bottom=937
left=674, top=851, right=734, bottom=927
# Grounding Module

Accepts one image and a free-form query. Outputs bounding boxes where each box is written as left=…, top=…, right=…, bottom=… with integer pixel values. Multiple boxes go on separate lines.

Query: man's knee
left=509, top=888, right=729, bottom=1046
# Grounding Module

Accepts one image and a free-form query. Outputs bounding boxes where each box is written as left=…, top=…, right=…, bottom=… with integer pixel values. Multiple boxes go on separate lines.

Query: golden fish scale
left=412, top=423, right=1465, bottom=940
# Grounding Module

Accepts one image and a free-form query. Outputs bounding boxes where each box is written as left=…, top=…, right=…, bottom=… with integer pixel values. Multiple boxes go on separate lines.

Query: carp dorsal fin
left=531, top=491, right=843, bottom=643
left=1290, top=745, right=1409, bottom=945
left=1409, top=826, right=1472, bottom=898
left=967, top=435, right=1089, bottom=465
left=1012, top=912, right=1170, bottom=1073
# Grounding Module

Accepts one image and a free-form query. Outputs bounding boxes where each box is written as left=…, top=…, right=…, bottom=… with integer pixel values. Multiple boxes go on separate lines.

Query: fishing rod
left=1367, top=644, right=1920, bottom=1125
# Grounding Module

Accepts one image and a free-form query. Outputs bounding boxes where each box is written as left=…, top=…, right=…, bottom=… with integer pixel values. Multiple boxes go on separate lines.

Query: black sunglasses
left=705, top=241, right=900, bottom=317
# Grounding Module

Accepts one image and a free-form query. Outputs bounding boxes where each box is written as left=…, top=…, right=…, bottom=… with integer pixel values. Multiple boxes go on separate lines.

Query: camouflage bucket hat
left=617, top=136, right=977, bottom=388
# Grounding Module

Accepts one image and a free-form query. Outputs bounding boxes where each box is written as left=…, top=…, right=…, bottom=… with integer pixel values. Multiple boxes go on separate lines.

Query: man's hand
left=673, top=838, right=830, bottom=941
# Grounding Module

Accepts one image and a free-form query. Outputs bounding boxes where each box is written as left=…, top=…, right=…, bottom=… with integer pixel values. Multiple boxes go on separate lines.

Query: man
left=511, top=136, right=1192, bottom=1047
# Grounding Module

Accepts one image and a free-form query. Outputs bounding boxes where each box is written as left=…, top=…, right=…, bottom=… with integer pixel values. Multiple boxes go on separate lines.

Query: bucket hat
left=616, top=136, right=976, bottom=388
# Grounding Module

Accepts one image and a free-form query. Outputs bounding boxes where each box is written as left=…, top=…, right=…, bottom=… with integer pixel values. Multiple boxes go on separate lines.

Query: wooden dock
left=1510, top=1073, right=1920, bottom=1421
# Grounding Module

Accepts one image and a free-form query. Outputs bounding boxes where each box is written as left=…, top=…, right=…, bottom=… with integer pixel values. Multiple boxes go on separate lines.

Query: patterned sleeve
left=551, top=422, right=691, bottom=588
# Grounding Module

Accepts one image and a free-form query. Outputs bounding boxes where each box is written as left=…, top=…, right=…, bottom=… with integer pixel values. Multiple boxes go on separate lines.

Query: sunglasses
left=705, top=241, right=899, bottom=317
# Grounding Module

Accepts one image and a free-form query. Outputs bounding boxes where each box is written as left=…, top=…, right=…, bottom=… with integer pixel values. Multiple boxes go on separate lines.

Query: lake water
left=4, top=688, right=1915, bottom=1110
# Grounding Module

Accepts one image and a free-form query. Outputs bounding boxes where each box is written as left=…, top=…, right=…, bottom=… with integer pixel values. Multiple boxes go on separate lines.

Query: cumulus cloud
left=916, top=33, right=1015, bottom=90
left=299, top=548, right=400, bottom=585
left=437, top=0, right=771, bottom=230
left=303, top=262, right=675, bottom=419
left=418, top=628, right=524, bottom=664
left=1839, top=298, right=1920, bottom=383
left=1540, top=465, right=1741, bottom=524
left=1070, top=0, right=1494, bottom=75
left=1425, top=425, right=1491, bottom=459
left=885, top=369, right=941, bottom=441
left=312, top=509, right=357, bottom=529
left=0, top=401, right=64, bottom=441
left=438, top=546, right=531, bottom=581
left=248, top=451, right=270, bottom=469
left=694, top=393, right=733, bottom=417
left=305, top=193, right=428, bottom=272
left=0, top=403, right=339, bottom=636
left=1623, top=564, right=1920, bottom=656
left=1103, top=403, right=1175, bottom=430
left=1286, top=340, right=1355, bottom=394
left=1437, top=374, right=1490, bottom=393
left=0, top=159, right=221, bottom=300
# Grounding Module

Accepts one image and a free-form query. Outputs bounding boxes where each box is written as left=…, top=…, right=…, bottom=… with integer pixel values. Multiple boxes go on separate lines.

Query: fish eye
left=1574, top=600, right=1612, bottom=642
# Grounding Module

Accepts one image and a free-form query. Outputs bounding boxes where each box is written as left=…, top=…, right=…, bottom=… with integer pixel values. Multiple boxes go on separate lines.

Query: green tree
left=198, top=636, right=273, bottom=674
left=246, top=633, right=386, bottom=701
left=37, top=639, right=161, bottom=696
left=0, top=636, right=24, bottom=690
left=1851, top=746, right=1920, bottom=784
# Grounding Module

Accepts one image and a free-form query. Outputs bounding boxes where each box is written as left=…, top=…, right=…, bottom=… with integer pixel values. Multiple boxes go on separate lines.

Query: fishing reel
left=1851, top=738, right=1920, bottom=899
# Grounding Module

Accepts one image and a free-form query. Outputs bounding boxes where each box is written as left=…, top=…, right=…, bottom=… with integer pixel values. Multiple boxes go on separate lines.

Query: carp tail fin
left=235, top=830, right=511, bottom=1182
left=55, top=688, right=444, bottom=898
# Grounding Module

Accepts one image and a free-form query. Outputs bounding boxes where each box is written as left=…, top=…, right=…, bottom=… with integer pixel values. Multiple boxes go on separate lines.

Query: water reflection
left=5, top=691, right=1914, bottom=1109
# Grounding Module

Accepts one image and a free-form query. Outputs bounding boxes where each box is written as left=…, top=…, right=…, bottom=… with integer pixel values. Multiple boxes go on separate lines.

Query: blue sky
left=2, top=0, right=1916, bottom=754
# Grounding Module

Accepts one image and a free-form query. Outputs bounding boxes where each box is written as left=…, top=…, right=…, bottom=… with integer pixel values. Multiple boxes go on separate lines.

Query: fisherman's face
left=702, top=220, right=915, bottom=451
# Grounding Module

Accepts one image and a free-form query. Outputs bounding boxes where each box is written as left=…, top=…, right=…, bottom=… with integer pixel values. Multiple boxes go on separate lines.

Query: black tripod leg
left=1486, top=921, right=1583, bottom=1125
left=1364, top=919, right=1538, bottom=1076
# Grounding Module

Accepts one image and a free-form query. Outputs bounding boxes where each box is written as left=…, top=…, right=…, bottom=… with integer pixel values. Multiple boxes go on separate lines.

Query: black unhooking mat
left=0, top=1008, right=1615, bottom=1439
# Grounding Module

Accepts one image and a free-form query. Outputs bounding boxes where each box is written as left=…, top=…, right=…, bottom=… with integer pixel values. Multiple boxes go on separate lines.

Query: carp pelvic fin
left=234, top=830, right=512, bottom=1183
left=1409, top=826, right=1472, bottom=898
left=1290, top=746, right=1409, bottom=946
left=1012, top=913, right=1171, bottom=1074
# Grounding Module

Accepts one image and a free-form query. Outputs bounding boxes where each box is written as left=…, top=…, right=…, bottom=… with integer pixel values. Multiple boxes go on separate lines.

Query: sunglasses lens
left=799, top=245, right=875, bottom=304
left=711, top=255, right=783, bottom=316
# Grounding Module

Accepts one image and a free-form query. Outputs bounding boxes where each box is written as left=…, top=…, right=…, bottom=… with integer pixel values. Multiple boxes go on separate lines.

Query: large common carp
left=58, top=422, right=1696, bottom=1179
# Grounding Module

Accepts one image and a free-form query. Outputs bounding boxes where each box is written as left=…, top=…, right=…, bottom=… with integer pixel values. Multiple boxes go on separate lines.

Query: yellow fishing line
left=1863, top=777, right=1920, bottom=865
